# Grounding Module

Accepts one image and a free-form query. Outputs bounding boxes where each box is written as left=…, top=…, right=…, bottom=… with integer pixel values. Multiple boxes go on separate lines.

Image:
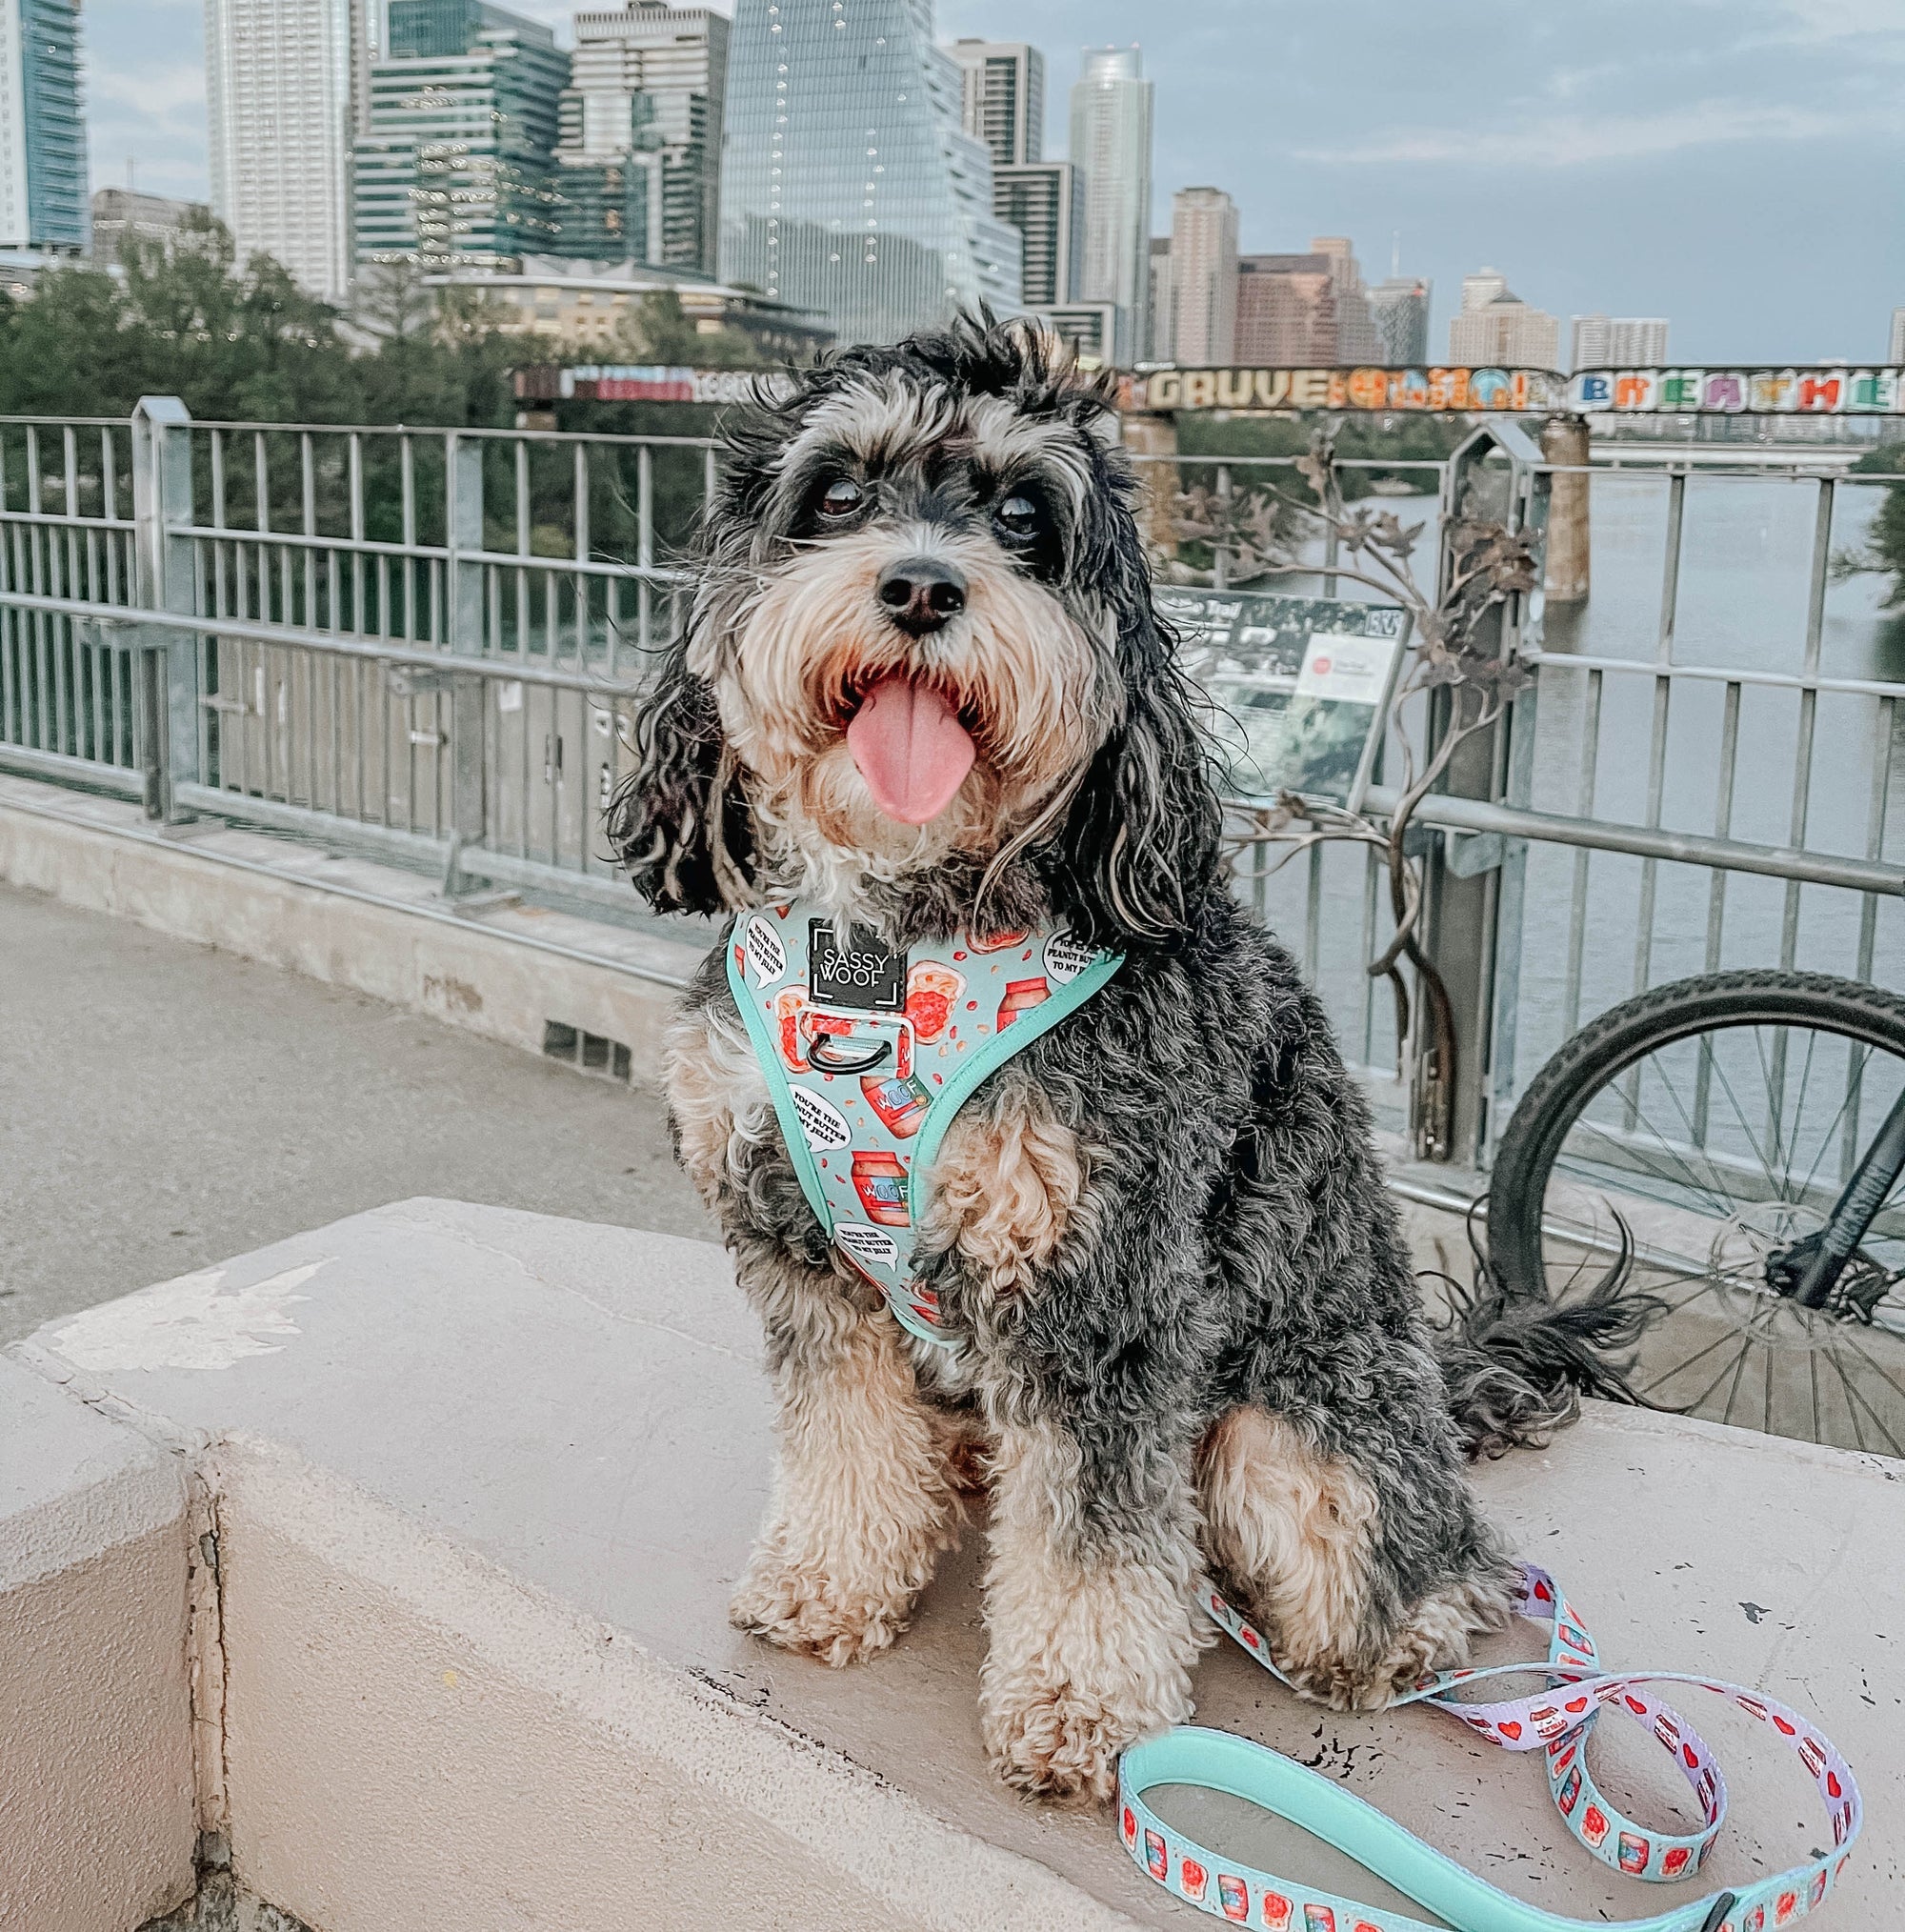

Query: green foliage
left=1845, top=443, right=1905, bottom=609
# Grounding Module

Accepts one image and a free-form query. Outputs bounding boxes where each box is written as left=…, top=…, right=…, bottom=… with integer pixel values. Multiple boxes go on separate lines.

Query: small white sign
left=1043, top=930, right=1097, bottom=984
left=744, top=916, right=788, bottom=987
left=1295, top=631, right=1396, bottom=704
left=833, top=1222, right=899, bottom=1273
left=498, top=680, right=524, bottom=714
left=792, top=1085, right=852, bottom=1152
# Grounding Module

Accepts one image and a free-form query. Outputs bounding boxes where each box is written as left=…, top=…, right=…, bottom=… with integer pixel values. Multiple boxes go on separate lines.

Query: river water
left=1246, top=467, right=1905, bottom=1115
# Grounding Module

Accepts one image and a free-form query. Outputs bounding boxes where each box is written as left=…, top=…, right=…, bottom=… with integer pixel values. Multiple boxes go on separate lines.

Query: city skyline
left=62, top=0, right=1905, bottom=362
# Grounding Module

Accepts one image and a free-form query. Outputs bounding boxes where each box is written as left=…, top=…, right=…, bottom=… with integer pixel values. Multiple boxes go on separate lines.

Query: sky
left=85, top=0, right=1905, bottom=365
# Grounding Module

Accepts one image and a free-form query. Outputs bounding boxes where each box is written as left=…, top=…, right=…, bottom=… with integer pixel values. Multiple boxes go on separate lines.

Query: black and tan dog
left=610, top=315, right=1631, bottom=1803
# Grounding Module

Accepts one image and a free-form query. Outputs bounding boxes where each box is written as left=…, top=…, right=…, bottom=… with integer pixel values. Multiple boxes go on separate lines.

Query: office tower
left=1447, top=275, right=1558, bottom=366
left=0, top=0, right=90, bottom=251
left=1069, top=45, right=1152, bottom=362
left=1368, top=275, right=1430, bottom=364
left=949, top=38, right=1041, bottom=169
left=1570, top=313, right=1670, bottom=369
left=1148, top=234, right=1172, bottom=362
left=1233, top=253, right=1335, bottom=363
left=1168, top=187, right=1236, bottom=365
left=993, top=162, right=1078, bottom=308
left=207, top=0, right=359, bottom=298
left=556, top=2, right=728, bottom=273
left=90, top=187, right=210, bottom=267
left=354, top=1, right=568, bottom=272
left=719, top=0, right=1021, bottom=347
left=1460, top=265, right=1509, bottom=312
left=1309, top=235, right=1378, bottom=362
left=951, top=36, right=1074, bottom=311
left=1892, top=308, right=1905, bottom=364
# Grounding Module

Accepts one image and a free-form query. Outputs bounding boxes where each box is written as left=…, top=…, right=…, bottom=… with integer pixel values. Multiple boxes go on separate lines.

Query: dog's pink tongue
left=846, top=676, right=975, bottom=825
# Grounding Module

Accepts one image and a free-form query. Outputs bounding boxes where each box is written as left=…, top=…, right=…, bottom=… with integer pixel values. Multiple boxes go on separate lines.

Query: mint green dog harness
left=725, top=903, right=1121, bottom=1346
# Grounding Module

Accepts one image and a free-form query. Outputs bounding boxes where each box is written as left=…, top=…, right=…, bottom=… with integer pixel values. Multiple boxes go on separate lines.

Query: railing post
left=444, top=432, right=488, bottom=893
left=130, top=395, right=195, bottom=821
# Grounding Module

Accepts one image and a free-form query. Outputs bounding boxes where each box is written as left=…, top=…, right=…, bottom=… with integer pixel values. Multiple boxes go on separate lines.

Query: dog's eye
left=994, top=493, right=1039, bottom=537
left=818, top=477, right=864, bottom=516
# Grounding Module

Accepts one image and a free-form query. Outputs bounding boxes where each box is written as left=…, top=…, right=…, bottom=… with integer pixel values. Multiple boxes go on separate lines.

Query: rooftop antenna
left=1391, top=229, right=1400, bottom=278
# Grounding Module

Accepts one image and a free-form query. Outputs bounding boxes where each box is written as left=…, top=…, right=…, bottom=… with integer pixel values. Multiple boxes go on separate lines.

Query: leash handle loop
left=1118, top=1563, right=1860, bottom=1932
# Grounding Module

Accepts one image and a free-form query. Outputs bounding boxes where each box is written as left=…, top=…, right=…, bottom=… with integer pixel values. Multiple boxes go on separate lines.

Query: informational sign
left=1159, top=589, right=1409, bottom=812
left=1120, top=367, right=1566, bottom=414
left=1565, top=367, right=1904, bottom=416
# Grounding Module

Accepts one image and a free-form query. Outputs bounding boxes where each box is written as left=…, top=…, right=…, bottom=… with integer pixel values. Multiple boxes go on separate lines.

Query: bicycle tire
left=1489, top=969, right=1905, bottom=1300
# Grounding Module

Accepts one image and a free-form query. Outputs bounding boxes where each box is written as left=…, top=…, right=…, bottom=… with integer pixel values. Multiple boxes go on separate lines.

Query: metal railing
left=4, top=397, right=1901, bottom=1172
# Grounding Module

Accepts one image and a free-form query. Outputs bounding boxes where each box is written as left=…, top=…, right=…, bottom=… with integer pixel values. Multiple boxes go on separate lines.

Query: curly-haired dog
left=610, top=316, right=1634, bottom=1803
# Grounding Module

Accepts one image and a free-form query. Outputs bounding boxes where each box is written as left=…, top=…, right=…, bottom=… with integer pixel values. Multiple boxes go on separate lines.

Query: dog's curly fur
left=610, top=315, right=1604, bottom=1803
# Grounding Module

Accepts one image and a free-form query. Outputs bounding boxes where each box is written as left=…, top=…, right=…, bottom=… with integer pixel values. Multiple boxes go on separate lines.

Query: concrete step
left=8, top=1203, right=1901, bottom=1930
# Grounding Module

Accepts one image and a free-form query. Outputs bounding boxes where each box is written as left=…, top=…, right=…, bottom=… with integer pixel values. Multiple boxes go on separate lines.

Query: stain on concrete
left=423, top=973, right=485, bottom=1016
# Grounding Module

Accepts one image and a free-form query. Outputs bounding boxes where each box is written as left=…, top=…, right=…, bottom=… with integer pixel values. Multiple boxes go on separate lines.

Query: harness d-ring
left=806, top=1032, right=892, bottom=1076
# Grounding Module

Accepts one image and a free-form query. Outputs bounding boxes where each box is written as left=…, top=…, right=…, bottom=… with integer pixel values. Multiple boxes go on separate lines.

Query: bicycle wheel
left=1488, top=970, right=1905, bottom=1456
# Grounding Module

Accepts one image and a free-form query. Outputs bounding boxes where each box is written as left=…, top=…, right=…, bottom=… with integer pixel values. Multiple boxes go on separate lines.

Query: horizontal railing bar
left=1522, top=649, right=1905, bottom=702
left=0, top=742, right=148, bottom=798
left=0, top=508, right=138, bottom=532
left=0, top=415, right=132, bottom=428
left=1362, top=785, right=1905, bottom=896
left=0, top=591, right=654, bottom=693
left=169, top=522, right=692, bottom=582
left=182, top=420, right=720, bottom=450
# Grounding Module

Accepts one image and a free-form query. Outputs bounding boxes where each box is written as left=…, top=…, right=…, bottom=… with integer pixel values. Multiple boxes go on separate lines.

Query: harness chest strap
left=725, top=904, right=1122, bottom=1346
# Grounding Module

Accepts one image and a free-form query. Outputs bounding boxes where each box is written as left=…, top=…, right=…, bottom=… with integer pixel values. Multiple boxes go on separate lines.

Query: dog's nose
left=876, top=556, right=967, bottom=635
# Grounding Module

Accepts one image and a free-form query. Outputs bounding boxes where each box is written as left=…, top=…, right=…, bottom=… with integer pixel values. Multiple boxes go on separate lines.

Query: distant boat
left=1369, top=476, right=1419, bottom=496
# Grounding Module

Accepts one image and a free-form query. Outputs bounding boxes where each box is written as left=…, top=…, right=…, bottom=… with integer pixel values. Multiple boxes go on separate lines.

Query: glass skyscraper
left=719, top=0, right=1022, bottom=347
left=1069, top=46, right=1152, bottom=364
left=353, top=0, right=570, bottom=271
left=0, top=0, right=90, bottom=252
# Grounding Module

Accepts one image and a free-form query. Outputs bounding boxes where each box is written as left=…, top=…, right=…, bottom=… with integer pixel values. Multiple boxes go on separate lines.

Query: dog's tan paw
left=982, top=1675, right=1172, bottom=1804
left=730, top=1543, right=913, bottom=1667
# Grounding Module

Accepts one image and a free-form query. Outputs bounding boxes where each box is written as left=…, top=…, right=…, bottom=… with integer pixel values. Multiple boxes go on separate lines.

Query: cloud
left=1294, top=98, right=1898, bottom=169
left=90, top=60, right=205, bottom=125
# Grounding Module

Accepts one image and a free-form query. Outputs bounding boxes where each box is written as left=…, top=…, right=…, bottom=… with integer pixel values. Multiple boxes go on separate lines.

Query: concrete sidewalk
left=0, top=883, right=712, bottom=1344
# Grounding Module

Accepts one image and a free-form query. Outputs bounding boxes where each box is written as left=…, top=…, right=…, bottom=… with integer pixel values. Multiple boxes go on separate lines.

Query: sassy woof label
left=832, top=1221, right=900, bottom=1273
left=1044, top=929, right=1097, bottom=984
left=791, top=1085, right=851, bottom=1152
left=745, top=916, right=788, bottom=986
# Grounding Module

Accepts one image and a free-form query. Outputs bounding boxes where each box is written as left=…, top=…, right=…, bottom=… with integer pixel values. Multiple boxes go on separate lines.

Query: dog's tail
left=1428, top=1215, right=1664, bottom=1460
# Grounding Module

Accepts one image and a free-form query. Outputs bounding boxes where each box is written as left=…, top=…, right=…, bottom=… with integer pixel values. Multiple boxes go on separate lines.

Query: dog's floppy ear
left=606, top=635, right=754, bottom=916
left=1049, top=533, right=1224, bottom=954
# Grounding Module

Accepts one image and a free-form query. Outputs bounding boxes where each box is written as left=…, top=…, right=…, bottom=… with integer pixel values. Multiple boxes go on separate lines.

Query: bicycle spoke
left=1822, top=1345, right=1875, bottom=1456
left=1822, top=1340, right=1903, bottom=1457
left=1794, top=1044, right=1871, bottom=1207
left=1599, top=1080, right=1741, bottom=1220
left=1680, top=1338, right=1755, bottom=1418
left=1719, top=1338, right=1754, bottom=1427
left=1762, top=1337, right=1775, bottom=1436
left=1810, top=1347, right=1822, bottom=1447
left=1709, top=1040, right=1787, bottom=1208
left=1637, top=1319, right=1738, bottom=1397
left=1784, top=1025, right=1821, bottom=1202
left=1831, top=1326, right=1905, bottom=1423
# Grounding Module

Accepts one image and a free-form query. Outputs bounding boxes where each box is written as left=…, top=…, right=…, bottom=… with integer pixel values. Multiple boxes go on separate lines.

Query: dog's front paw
left=981, top=1666, right=1189, bottom=1804
left=730, top=1537, right=916, bottom=1668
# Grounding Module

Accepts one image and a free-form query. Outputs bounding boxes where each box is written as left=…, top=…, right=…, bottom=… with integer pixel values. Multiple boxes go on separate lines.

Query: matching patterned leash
left=1118, top=1564, right=1862, bottom=1932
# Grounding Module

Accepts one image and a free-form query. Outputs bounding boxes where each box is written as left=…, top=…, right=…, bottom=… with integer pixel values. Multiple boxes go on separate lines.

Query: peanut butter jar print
left=861, top=1067, right=930, bottom=1137
left=996, top=976, right=1050, bottom=1029
left=851, top=1150, right=910, bottom=1226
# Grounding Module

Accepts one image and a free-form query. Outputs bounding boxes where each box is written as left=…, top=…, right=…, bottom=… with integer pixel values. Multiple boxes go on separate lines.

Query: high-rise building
left=1310, top=235, right=1378, bottom=362
left=1233, top=253, right=1335, bottom=363
left=1570, top=313, right=1669, bottom=369
left=0, top=0, right=90, bottom=252
left=949, top=38, right=1041, bottom=169
left=207, top=0, right=359, bottom=298
left=1891, top=308, right=1905, bottom=363
left=1069, top=46, right=1152, bottom=362
left=719, top=0, right=1021, bottom=347
left=556, top=2, right=728, bottom=275
left=1368, top=275, right=1430, bottom=364
left=1460, top=266, right=1509, bottom=312
left=90, top=187, right=210, bottom=267
left=1448, top=275, right=1558, bottom=366
left=993, top=162, right=1078, bottom=308
left=1147, top=234, right=1172, bottom=363
left=950, top=36, right=1074, bottom=311
left=1168, top=187, right=1236, bottom=365
left=353, top=1, right=569, bottom=272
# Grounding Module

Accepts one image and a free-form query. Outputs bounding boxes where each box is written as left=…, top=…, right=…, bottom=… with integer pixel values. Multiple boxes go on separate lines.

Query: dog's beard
left=694, top=524, right=1109, bottom=926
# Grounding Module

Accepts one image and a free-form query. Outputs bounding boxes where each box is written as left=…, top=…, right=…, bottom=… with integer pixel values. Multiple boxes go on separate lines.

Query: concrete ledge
left=12, top=1202, right=1903, bottom=1928
left=0, top=775, right=704, bottom=1086
left=0, top=1356, right=196, bottom=1932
